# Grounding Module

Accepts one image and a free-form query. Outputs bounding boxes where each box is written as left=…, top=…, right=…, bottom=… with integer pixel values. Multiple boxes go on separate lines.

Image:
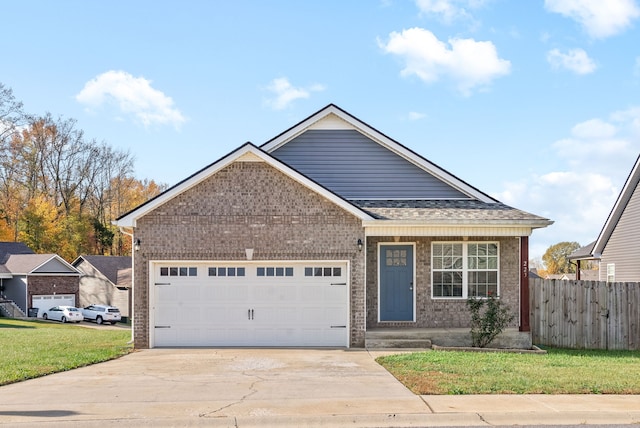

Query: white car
left=82, top=305, right=122, bottom=325
left=42, top=306, right=84, bottom=323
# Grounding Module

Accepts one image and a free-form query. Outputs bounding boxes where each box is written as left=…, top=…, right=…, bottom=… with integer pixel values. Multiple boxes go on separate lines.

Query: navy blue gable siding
left=270, top=129, right=469, bottom=200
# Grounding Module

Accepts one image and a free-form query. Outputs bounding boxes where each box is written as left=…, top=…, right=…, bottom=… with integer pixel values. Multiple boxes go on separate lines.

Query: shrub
left=467, top=293, right=515, bottom=348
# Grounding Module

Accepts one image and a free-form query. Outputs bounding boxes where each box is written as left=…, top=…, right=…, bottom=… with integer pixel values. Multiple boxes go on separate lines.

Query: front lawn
left=0, top=318, right=133, bottom=386
left=377, top=347, right=640, bottom=395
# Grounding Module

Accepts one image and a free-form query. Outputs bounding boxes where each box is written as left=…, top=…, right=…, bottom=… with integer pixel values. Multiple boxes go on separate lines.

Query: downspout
left=119, top=226, right=135, bottom=345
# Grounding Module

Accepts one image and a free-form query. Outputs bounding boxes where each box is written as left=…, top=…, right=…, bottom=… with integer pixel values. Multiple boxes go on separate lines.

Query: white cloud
left=547, top=48, right=597, bottom=74
left=264, top=77, right=326, bottom=110
left=378, top=27, right=511, bottom=96
left=496, top=170, right=618, bottom=261
left=414, top=0, right=488, bottom=23
left=416, top=0, right=466, bottom=22
left=544, top=0, right=640, bottom=39
left=408, top=111, right=427, bottom=120
left=570, top=118, right=617, bottom=139
left=611, top=106, right=640, bottom=136
left=495, top=107, right=640, bottom=261
left=76, top=71, right=186, bottom=129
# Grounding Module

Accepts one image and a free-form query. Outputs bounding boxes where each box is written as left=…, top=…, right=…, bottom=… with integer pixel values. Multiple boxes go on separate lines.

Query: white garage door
left=151, top=262, right=349, bottom=347
left=32, top=295, right=76, bottom=317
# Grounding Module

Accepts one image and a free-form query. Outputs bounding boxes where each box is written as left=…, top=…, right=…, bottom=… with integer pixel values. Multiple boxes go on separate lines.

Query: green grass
left=0, top=318, right=133, bottom=386
left=376, top=347, right=640, bottom=395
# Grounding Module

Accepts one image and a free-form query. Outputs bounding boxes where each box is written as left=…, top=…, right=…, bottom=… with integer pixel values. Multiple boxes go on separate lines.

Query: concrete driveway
left=1, top=348, right=639, bottom=427
left=0, top=348, right=434, bottom=427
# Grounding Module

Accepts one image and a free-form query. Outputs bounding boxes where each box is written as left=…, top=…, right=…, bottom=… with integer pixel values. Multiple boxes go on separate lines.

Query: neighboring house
left=0, top=242, right=80, bottom=317
left=543, top=270, right=599, bottom=281
left=114, top=104, right=552, bottom=349
left=569, top=154, right=640, bottom=282
left=73, top=255, right=132, bottom=319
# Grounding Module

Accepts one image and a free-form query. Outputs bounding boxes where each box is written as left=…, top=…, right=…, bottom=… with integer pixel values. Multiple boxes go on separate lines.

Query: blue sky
left=2, top=0, right=640, bottom=262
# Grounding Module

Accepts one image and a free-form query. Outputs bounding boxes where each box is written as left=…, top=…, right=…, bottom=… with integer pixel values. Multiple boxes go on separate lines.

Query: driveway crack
left=199, top=373, right=263, bottom=418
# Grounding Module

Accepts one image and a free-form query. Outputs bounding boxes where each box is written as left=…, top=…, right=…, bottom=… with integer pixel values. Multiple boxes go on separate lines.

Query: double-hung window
left=432, top=242, right=499, bottom=298
left=606, top=264, right=615, bottom=283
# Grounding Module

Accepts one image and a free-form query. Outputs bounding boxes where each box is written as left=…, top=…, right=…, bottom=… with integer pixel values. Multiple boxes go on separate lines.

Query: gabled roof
left=73, top=255, right=132, bottom=286
left=0, top=242, right=34, bottom=264
left=4, top=254, right=79, bottom=275
left=115, top=142, right=374, bottom=228
left=592, top=154, right=640, bottom=257
left=261, top=104, right=497, bottom=203
left=568, top=240, right=597, bottom=261
left=116, top=268, right=132, bottom=289
left=353, top=200, right=551, bottom=226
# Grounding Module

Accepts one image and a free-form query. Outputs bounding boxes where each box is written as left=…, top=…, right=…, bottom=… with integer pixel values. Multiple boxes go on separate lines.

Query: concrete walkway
left=0, top=348, right=638, bottom=427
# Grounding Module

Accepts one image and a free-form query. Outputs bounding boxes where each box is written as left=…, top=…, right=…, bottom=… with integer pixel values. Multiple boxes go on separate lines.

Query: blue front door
left=380, top=245, right=414, bottom=321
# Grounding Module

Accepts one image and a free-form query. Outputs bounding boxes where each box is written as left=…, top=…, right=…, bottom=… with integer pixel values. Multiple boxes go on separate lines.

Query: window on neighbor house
left=607, top=264, right=615, bottom=282
left=432, top=242, right=499, bottom=298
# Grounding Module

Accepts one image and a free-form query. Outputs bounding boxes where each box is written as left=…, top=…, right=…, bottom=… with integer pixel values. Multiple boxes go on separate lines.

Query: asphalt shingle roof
left=4, top=254, right=58, bottom=274
left=0, top=242, right=35, bottom=264
left=76, top=256, right=131, bottom=286
left=351, top=200, right=551, bottom=223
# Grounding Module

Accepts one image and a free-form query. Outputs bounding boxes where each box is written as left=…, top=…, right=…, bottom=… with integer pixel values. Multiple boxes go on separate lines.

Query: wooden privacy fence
left=529, top=279, right=640, bottom=350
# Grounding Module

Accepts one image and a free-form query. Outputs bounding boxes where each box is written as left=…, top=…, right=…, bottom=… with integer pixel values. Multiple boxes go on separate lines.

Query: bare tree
left=0, top=84, right=28, bottom=239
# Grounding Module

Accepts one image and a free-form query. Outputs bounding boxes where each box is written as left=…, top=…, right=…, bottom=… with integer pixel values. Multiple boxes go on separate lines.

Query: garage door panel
left=153, top=262, right=349, bottom=347
left=32, top=295, right=76, bottom=317
left=180, top=307, right=203, bottom=324
left=299, top=286, right=323, bottom=300
left=155, top=306, right=179, bottom=325
left=156, top=286, right=178, bottom=302
left=180, top=286, right=201, bottom=302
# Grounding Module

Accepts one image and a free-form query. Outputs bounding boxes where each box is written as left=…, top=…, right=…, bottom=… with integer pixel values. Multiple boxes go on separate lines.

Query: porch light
left=357, top=239, right=363, bottom=251
left=134, top=239, right=141, bottom=251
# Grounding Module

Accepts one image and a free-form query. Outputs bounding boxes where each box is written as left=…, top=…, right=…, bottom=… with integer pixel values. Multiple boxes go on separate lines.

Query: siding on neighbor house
left=365, top=236, right=521, bottom=329
left=270, top=129, right=469, bottom=200
left=132, top=161, right=365, bottom=349
left=599, top=182, right=640, bottom=282
left=77, top=260, right=130, bottom=317
left=3, top=276, right=27, bottom=312
left=33, top=258, right=76, bottom=274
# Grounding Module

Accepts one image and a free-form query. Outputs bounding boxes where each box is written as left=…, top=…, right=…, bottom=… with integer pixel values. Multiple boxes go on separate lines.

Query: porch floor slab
left=365, top=328, right=533, bottom=349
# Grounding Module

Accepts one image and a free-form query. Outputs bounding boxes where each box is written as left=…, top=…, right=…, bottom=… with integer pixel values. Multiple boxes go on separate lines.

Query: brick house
left=0, top=242, right=80, bottom=317
left=115, top=104, right=552, bottom=349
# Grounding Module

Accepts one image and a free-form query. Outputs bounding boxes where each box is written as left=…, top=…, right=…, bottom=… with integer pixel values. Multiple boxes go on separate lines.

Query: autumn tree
left=0, top=82, right=164, bottom=259
left=542, top=241, right=581, bottom=274
left=0, top=83, right=28, bottom=239
left=108, top=177, right=166, bottom=255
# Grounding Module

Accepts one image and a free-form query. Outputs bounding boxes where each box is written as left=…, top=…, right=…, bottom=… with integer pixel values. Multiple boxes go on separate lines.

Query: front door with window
left=380, top=245, right=414, bottom=321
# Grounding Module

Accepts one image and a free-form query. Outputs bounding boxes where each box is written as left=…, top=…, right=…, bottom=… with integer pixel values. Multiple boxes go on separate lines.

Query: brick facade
left=366, top=236, right=520, bottom=329
left=131, top=160, right=525, bottom=349
left=28, top=275, right=80, bottom=308
left=133, top=161, right=365, bottom=348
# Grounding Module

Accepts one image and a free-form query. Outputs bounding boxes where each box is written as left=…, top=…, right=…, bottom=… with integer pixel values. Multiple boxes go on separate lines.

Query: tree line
left=0, top=83, right=165, bottom=260
left=532, top=241, right=598, bottom=277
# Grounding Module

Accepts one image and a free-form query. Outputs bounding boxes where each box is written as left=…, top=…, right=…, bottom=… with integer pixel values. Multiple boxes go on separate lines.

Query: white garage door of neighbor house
left=151, top=262, right=349, bottom=347
left=32, top=295, right=76, bottom=317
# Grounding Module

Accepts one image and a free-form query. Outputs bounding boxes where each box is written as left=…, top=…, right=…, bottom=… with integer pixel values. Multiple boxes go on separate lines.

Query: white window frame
left=431, top=241, right=500, bottom=299
left=606, top=263, right=615, bottom=283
